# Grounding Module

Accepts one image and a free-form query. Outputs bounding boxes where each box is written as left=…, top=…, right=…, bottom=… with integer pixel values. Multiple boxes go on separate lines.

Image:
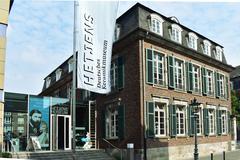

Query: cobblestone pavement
left=197, top=150, right=240, bottom=160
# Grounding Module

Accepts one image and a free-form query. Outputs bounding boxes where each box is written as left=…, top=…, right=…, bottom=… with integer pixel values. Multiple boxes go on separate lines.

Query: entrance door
left=56, top=115, right=71, bottom=150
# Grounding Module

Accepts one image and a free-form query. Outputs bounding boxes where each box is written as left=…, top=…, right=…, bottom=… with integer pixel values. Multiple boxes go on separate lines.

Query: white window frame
left=219, top=74, right=225, bottom=98
left=55, top=68, right=62, bottom=81
left=150, top=14, right=164, bottom=36
left=176, top=106, right=186, bottom=136
left=105, top=106, right=118, bottom=139
left=114, top=24, right=120, bottom=42
left=195, top=104, right=203, bottom=135
left=46, top=77, right=51, bottom=88
left=215, top=46, right=223, bottom=61
left=174, top=58, right=184, bottom=90
left=206, top=69, right=214, bottom=96
left=154, top=102, right=167, bottom=137
left=219, top=107, right=228, bottom=135
left=17, top=117, right=24, bottom=125
left=110, top=60, right=118, bottom=90
left=207, top=105, right=216, bottom=135
left=68, top=58, right=74, bottom=72
left=153, top=51, right=165, bottom=86
left=192, top=64, right=200, bottom=93
left=171, top=24, right=182, bottom=44
left=188, top=32, right=198, bottom=50
left=203, top=40, right=211, bottom=56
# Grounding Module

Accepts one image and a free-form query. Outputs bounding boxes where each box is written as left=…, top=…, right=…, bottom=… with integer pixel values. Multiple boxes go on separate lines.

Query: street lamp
left=190, top=97, right=201, bottom=160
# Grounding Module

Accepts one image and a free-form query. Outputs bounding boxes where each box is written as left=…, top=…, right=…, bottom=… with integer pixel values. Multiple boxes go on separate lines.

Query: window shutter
left=169, top=105, right=176, bottom=137
left=168, top=56, right=175, bottom=88
left=118, top=105, right=125, bottom=139
left=216, top=109, right=222, bottom=135
left=146, top=49, right=153, bottom=84
left=146, top=102, right=155, bottom=137
left=202, top=68, right=207, bottom=95
left=203, top=108, right=209, bottom=136
left=188, top=105, right=194, bottom=136
left=101, top=109, right=106, bottom=138
left=117, top=56, right=124, bottom=89
left=225, top=76, right=229, bottom=99
left=228, top=111, right=231, bottom=134
left=215, top=72, right=220, bottom=98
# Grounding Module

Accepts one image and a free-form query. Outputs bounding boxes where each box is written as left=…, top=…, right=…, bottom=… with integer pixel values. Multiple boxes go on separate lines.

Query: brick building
left=40, top=3, right=234, bottom=160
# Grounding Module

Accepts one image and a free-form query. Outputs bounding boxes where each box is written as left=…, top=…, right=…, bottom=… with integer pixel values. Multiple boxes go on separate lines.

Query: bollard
left=223, top=151, right=225, bottom=160
left=127, top=143, right=134, bottom=160
left=211, top=153, right=213, bottom=160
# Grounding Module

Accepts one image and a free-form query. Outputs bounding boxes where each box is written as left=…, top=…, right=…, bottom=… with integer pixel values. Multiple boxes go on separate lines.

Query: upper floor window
left=68, top=58, right=74, bottom=72
left=174, top=59, right=184, bottom=90
left=219, top=74, right=225, bottom=97
left=55, top=69, right=62, bottom=81
left=110, top=57, right=124, bottom=91
left=215, top=46, right=223, bottom=61
left=110, top=60, right=118, bottom=90
left=150, top=14, right=164, bottom=36
left=203, top=40, right=211, bottom=56
left=206, top=69, right=214, bottom=96
left=46, top=77, right=51, bottom=88
left=188, top=32, right=198, bottom=50
left=114, top=24, right=120, bottom=42
left=192, top=64, right=200, bottom=93
left=170, top=24, right=182, bottom=44
left=153, top=51, right=165, bottom=86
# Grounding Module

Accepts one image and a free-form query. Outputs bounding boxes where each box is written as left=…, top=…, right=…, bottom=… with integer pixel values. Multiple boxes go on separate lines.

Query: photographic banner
left=76, top=1, right=118, bottom=94
left=29, top=96, right=50, bottom=148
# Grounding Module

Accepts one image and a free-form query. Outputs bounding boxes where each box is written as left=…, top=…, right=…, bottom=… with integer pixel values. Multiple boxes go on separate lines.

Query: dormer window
left=114, top=24, right=120, bottom=42
left=55, top=68, right=62, bottom=81
left=170, top=24, right=182, bottom=44
left=215, top=46, right=223, bottom=61
left=150, top=14, right=164, bottom=36
left=46, top=77, right=51, bottom=88
left=203, top=40, right=211, bottom=56
left=68, top=58, right=74, bottom=72
left=188, top=32, right=198, bottom=50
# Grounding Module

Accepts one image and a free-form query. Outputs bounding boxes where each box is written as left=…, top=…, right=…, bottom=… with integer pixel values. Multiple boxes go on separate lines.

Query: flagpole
left=72, top=0, right=78, bottom=158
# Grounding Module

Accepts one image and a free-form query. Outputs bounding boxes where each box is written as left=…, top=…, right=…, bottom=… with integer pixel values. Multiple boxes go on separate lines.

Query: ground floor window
left=176, top=105, right=185, bottom=136
left=221, top=110, right=227, bottom=134
left=155, top=103, right=167, bottom=137
left=208, top=109, right=215, bottom=135
left=105, top=106, right=118, bottom=139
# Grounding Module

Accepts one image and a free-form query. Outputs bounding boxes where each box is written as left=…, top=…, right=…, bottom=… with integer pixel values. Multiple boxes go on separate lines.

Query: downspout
left=140, top=38, right=147, bottom=160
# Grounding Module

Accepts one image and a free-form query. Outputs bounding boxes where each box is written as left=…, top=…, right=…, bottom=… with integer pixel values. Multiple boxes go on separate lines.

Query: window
left=17, top=126, right=24, bottom=133
left=18, top=118, right=24, bottom=125
left=67, top=83, right=72, bottom=99
left=219, top=74, right=225, bottom=97
left=114, top=24, right=120, bottom=41
left=203, top=40, right=211, bottom=56
left=188, top=32, right=198, bottom=50
left=192, top=65, right=200, bottom=93
left=206, top=69, right=214, bottom=96
left=174, top=59, right=184, bottom=90
left=208, top=109, right=215, bottom=135
left=110, top=60, right=118, bottom=90
left=155, top=103, right=166, bottom=137
left=176, top=105, right=185, bottom=136
left=150, top=14, right=164, bottom=36
left=194, top=107, right=203, bottom=135
left=105, top=107, right=118, bottom=139
left=170, top=24, right=182, bottom=44
left=153, top=51, right=165, bottom=86
left=4, top=116, right=11, bottom=124
left=68, top=58, right=74, bottom=72
left=46, top=77, right=51, bottom=88
left=221, top=110, right=227, bottom=134
left=215, top=46, right=223, bottom=61
left=55, top=69, right=62, bottom=81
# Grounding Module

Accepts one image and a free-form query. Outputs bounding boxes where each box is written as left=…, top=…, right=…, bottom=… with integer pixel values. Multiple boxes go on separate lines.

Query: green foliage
left=0, top=152, right=12, bottom=158
left=231, top=90, right=240, bottom=125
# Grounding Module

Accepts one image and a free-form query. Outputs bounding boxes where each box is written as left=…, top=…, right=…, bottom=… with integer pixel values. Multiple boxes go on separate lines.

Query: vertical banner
left=76, top=1, right=118, bottom=94
left=29, top=96, right=50, bottom=149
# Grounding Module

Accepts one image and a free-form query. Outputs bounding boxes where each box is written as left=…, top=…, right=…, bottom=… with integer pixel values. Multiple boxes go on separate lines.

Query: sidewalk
left=198, top=150, right=240, bottom=160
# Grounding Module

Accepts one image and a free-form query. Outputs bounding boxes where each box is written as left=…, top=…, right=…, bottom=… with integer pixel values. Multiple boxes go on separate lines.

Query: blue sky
left=5, top=1, right=240, bottom=94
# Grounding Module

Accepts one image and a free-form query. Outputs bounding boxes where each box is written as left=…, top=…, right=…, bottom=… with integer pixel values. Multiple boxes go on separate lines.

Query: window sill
left=154, top=135, right=169, bottom=139
left=152, top=84, right=168, bottom=89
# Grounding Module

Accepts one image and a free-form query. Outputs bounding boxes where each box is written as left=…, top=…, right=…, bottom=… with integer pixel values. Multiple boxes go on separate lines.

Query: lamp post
left=190, top=97, right=201, bottom=160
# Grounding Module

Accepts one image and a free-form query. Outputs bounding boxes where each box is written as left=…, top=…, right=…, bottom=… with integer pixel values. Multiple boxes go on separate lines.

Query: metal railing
left=102, top=138, right=123, bottom=160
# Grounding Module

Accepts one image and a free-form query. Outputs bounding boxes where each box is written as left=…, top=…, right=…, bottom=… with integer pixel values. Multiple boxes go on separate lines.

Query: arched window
left=170, top=24, right=182, bottom=44
left=150, top=14, right=164, bottom=36
left=203, top=40, right=211, bottom=56
left=188, top=32, right=198, bottom=50
left=215, top=46, right=223, bottom=61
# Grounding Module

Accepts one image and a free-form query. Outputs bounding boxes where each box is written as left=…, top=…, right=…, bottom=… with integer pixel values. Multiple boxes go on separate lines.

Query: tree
left=231, top=90, right=240, bottom=125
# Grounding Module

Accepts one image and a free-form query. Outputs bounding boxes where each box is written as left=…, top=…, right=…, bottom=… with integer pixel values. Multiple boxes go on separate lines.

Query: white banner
left=76, top=1, right=118, bottom=94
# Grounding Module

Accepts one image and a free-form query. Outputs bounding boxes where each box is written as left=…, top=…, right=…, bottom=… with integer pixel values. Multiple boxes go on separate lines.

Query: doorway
left=51, top=115, right=71, bottom=150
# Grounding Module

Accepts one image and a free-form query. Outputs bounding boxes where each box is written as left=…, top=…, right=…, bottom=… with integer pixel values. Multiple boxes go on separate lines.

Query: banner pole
left=72, top=0, right=78, bottom=158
